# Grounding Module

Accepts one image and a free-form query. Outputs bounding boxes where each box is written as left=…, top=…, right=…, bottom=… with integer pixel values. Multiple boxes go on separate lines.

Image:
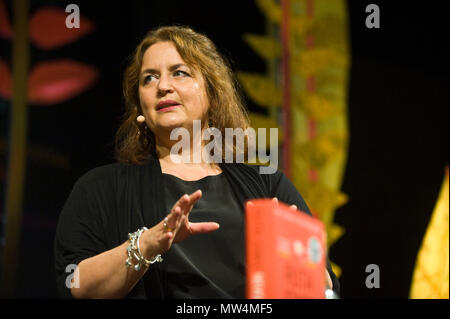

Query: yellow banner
left=410, top=168, right=449, bottom=299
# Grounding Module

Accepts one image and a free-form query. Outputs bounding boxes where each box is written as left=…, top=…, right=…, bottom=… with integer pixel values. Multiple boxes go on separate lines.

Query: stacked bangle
left=125, top=227, right=162, bottom=271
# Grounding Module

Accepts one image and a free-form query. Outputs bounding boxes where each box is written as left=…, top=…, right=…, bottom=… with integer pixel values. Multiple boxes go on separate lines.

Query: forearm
left=71, top=241, right=148, bottom=299
left=69, top=190, right=217, bottom=298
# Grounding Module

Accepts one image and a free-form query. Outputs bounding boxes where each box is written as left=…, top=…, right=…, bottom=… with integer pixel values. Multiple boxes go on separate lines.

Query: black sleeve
left=54, top=178, right=109, bottom=299
left=268, top=170, right=341, bottom=297
left=268, top=170, right=312, bottom=216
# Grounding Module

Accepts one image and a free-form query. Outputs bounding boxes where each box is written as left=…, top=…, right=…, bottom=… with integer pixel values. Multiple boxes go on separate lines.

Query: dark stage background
left=0, top=0, right=448, bottom=298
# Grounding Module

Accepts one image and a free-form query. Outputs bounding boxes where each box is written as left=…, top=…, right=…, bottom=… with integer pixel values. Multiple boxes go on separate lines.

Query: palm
left=166, top=190, right=219, bottom=244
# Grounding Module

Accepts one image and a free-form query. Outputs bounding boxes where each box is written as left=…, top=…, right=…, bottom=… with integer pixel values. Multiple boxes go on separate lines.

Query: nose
left=157, top=73, right=174, bottom=95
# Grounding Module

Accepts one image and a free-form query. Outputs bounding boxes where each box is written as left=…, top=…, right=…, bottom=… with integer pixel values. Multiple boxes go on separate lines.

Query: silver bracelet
left=125, top=227, right=163, bottom=271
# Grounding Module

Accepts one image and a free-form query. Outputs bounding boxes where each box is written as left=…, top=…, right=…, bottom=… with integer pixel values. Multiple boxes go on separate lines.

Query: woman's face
left=138, top=41, right=209, bottom=137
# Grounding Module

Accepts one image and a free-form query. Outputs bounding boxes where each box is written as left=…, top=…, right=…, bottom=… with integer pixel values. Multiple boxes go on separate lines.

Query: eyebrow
left=141, top=63, right=189, bottom=76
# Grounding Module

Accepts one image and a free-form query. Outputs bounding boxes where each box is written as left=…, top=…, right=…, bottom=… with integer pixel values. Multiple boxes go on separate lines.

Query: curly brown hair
left=114, top=25, right=250, bottom=165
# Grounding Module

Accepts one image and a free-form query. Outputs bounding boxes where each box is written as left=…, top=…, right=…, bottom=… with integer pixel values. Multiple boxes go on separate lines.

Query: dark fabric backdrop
left=0, top=0, right=447, bottom=298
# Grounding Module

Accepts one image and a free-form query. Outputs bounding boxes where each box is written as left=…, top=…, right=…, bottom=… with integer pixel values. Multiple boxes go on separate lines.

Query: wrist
left=126, top=227, right=162, bottom=271
left=139, top=227, right=163, bottom=260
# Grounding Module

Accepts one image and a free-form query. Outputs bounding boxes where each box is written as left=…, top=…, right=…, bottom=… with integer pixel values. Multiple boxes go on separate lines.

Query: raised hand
left=140, top=190, right=220, bottom=259
left=165, top=189, right=220, bottom=243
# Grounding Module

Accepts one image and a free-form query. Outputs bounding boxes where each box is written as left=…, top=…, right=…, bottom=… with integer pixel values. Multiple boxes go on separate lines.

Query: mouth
left=156, top=100, right=180, bottom=112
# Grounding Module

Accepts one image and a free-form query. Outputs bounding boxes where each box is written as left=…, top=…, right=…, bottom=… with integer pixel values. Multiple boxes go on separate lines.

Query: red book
left=245, top=199, right=326, bottom=299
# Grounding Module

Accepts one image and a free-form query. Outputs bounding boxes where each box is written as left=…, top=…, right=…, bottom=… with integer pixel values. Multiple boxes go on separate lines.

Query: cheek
left=138, top=89, right=155, bottom=125
left=138, top=88, right=145, bottom=108
left=139, top=88, right=155, bottom=112
left=138, top=88, right=149, bottom=106
left=190, top=81, right=209, bottom=112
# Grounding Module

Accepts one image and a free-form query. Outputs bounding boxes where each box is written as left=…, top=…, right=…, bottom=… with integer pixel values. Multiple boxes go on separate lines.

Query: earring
left=137, top=115, right=145, bottom=123
left=140, top=125, right=149, bottom=145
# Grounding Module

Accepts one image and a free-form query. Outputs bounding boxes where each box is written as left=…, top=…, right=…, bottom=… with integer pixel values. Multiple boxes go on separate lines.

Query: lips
left=156, top=100, right=180, bottom=111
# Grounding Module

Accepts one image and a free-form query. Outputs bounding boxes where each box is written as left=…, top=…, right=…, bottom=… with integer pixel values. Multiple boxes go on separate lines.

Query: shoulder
left=75, top=162, right=120, bottom=186
left=229, top=163, right=310, bottom=211
left=74, top=162, right=144, bottom=191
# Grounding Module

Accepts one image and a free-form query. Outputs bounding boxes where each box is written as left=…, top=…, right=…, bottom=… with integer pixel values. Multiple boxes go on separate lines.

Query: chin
left=155, top=118, right=186, bottom=130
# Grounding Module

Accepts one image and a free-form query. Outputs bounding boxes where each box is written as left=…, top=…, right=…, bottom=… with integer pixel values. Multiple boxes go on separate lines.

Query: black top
left=54, top=156, right=340, bottom=298
left=162, top=173, right=245, bottom=298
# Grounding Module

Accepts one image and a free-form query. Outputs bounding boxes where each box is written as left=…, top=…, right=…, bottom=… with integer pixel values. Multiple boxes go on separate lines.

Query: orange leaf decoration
left=28, top=59, right=98, bottom=105
left=29, top=7, right=95, bottom=50
left=0, top=58, right=12, bottom=99
left=0, top=0, right=13, bottom=39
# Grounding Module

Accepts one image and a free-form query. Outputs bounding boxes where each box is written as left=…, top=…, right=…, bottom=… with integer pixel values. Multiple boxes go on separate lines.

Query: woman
left=54, top=25, right=339, bottom=298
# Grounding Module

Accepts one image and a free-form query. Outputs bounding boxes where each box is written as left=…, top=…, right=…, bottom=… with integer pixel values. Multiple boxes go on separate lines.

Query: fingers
left=165, top=206, right=181, bottom=235
left=165, top=190, right=203, bottom=234
left=185, top=190, right=202, bottom=214
left=170, top=190, right=202, bottom=216
left=175, top=190, right=202, bottom=215
left=189, top=222, right=220, bottom=234
left=247, top=198, right=297, bottom=211
left=272, top=197, right=297, bottom=211
left=189, top=189, right=202, bottom=202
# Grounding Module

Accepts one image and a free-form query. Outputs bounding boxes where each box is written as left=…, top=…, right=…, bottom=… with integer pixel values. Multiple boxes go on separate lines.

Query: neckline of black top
left=161, top=172, right=224, bottom=183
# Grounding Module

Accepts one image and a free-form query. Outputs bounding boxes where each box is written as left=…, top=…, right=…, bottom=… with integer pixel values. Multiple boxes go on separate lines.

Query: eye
left=173, top=70, right=190, bottom=77
left=143, top=74, right=157, bottom=84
